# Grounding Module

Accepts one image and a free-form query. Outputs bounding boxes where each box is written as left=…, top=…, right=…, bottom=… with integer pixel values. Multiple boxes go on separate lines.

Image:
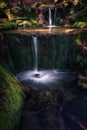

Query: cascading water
left=49, top=8, right=52, bottom=27
left=17, top=35, right=76, bottom=87
left=53, top=7, right=57, bottom=26
left=32, top=36, right=38, bottom=73
left=48, top=7, right=57, bottom=27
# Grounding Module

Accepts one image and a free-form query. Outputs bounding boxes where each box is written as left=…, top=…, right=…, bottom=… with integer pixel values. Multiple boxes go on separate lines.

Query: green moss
left=75, top=39, right=82, bottom=46
left=0, top=22, right=18, bottom=30
left=0, top=2, right=7, bottom=9
left=30, top=18, right=38, bottom=25
left=73, top=22, right=87, bottom=28
left=0, top=65, right=24, bottom=130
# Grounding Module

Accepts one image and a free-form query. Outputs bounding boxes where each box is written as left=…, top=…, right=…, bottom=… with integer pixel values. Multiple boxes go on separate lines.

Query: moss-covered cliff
left=0, top=65, right=24, bottom=130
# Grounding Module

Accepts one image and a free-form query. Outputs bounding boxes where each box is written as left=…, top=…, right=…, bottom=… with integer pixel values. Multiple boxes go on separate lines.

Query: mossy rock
left=0, top=2, right=7, bottom=9
left=0, top=22, right=18, bottom=30
left=0, top=65, right=24, bottom=130
left=73, top=22, right=87, bottom=28
left=18, top=20, right=32, bottom=27
left=5, top=9, right=14, bottom=21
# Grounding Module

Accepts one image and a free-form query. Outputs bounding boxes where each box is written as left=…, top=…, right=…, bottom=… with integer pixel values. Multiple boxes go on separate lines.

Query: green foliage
left=0, top=0, right=10, bottom=9
left=0, top=65, right=24, bottom=130
left=0, top=0, right=86, bottom=28
left=81, top=7, right=87, bottom=17
left=30, top=18, right=38, bottom=25
left=12, top=5, right=32, bottom=18
left=73, top=22, right=87, bottom=28
left=75, top=38, right=82, bottom=46
left=5, top=9, right=14, bottom=20
left=23, top=5, right=31, bottom=12
left=76, top=55, right=87, bottom=66
left=0, top=22, right=18, bottom=30
left=71, top=2, right=87, bottom=27
left=0, top=0, right=9, bottom=3
left=0, top=2, right=7, bottom=9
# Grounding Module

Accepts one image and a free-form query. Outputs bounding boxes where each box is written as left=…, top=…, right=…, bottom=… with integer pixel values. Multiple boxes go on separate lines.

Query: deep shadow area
left=18, top=78, right=87, bottom=130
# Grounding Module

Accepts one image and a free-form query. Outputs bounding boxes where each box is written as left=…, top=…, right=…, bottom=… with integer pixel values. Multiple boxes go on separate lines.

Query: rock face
left=18, top=87, right=66, bottom=130
left=63, top=98, right=87, bottom=129
left=18, top=78, right=87, bottom=130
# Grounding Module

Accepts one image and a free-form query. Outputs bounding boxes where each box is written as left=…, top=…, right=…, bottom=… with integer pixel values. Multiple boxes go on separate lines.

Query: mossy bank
left=0, top=65, right=24, bottom=130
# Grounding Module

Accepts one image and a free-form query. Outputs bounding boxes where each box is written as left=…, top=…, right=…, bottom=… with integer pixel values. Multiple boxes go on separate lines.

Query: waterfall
left=17, top=34, right=76, bottom=86
left=54, top=7, right=57, bottom=25
left=49, top=8, right=52, bottom=27
left=48, top=7, right=57, bottom=27
left=32, top=36, right=38, bottom=72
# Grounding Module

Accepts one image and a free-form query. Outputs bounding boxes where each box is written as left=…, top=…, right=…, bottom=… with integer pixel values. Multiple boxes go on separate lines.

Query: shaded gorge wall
left=4, top=31, right=87, bottom=73
left=4, top=33, right=33, bottom=72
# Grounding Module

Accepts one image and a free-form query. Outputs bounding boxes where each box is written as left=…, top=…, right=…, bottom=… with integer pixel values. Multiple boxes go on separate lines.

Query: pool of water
left=17, top=69, right=76, bottom=88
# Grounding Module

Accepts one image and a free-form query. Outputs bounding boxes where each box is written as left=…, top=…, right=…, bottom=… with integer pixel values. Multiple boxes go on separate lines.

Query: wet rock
left=18, top=88, right=66, bottom=130
left=78, top=74, right=87, bottom=89
left=23, top=86, right=39, bottom=106
left=19, top=84, right=87, bottom=130
left=63, top=97, right=87, bottom=129
left=19, top=111, right=41, bottom=130
left=38, top=107, right=60, bottom=130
